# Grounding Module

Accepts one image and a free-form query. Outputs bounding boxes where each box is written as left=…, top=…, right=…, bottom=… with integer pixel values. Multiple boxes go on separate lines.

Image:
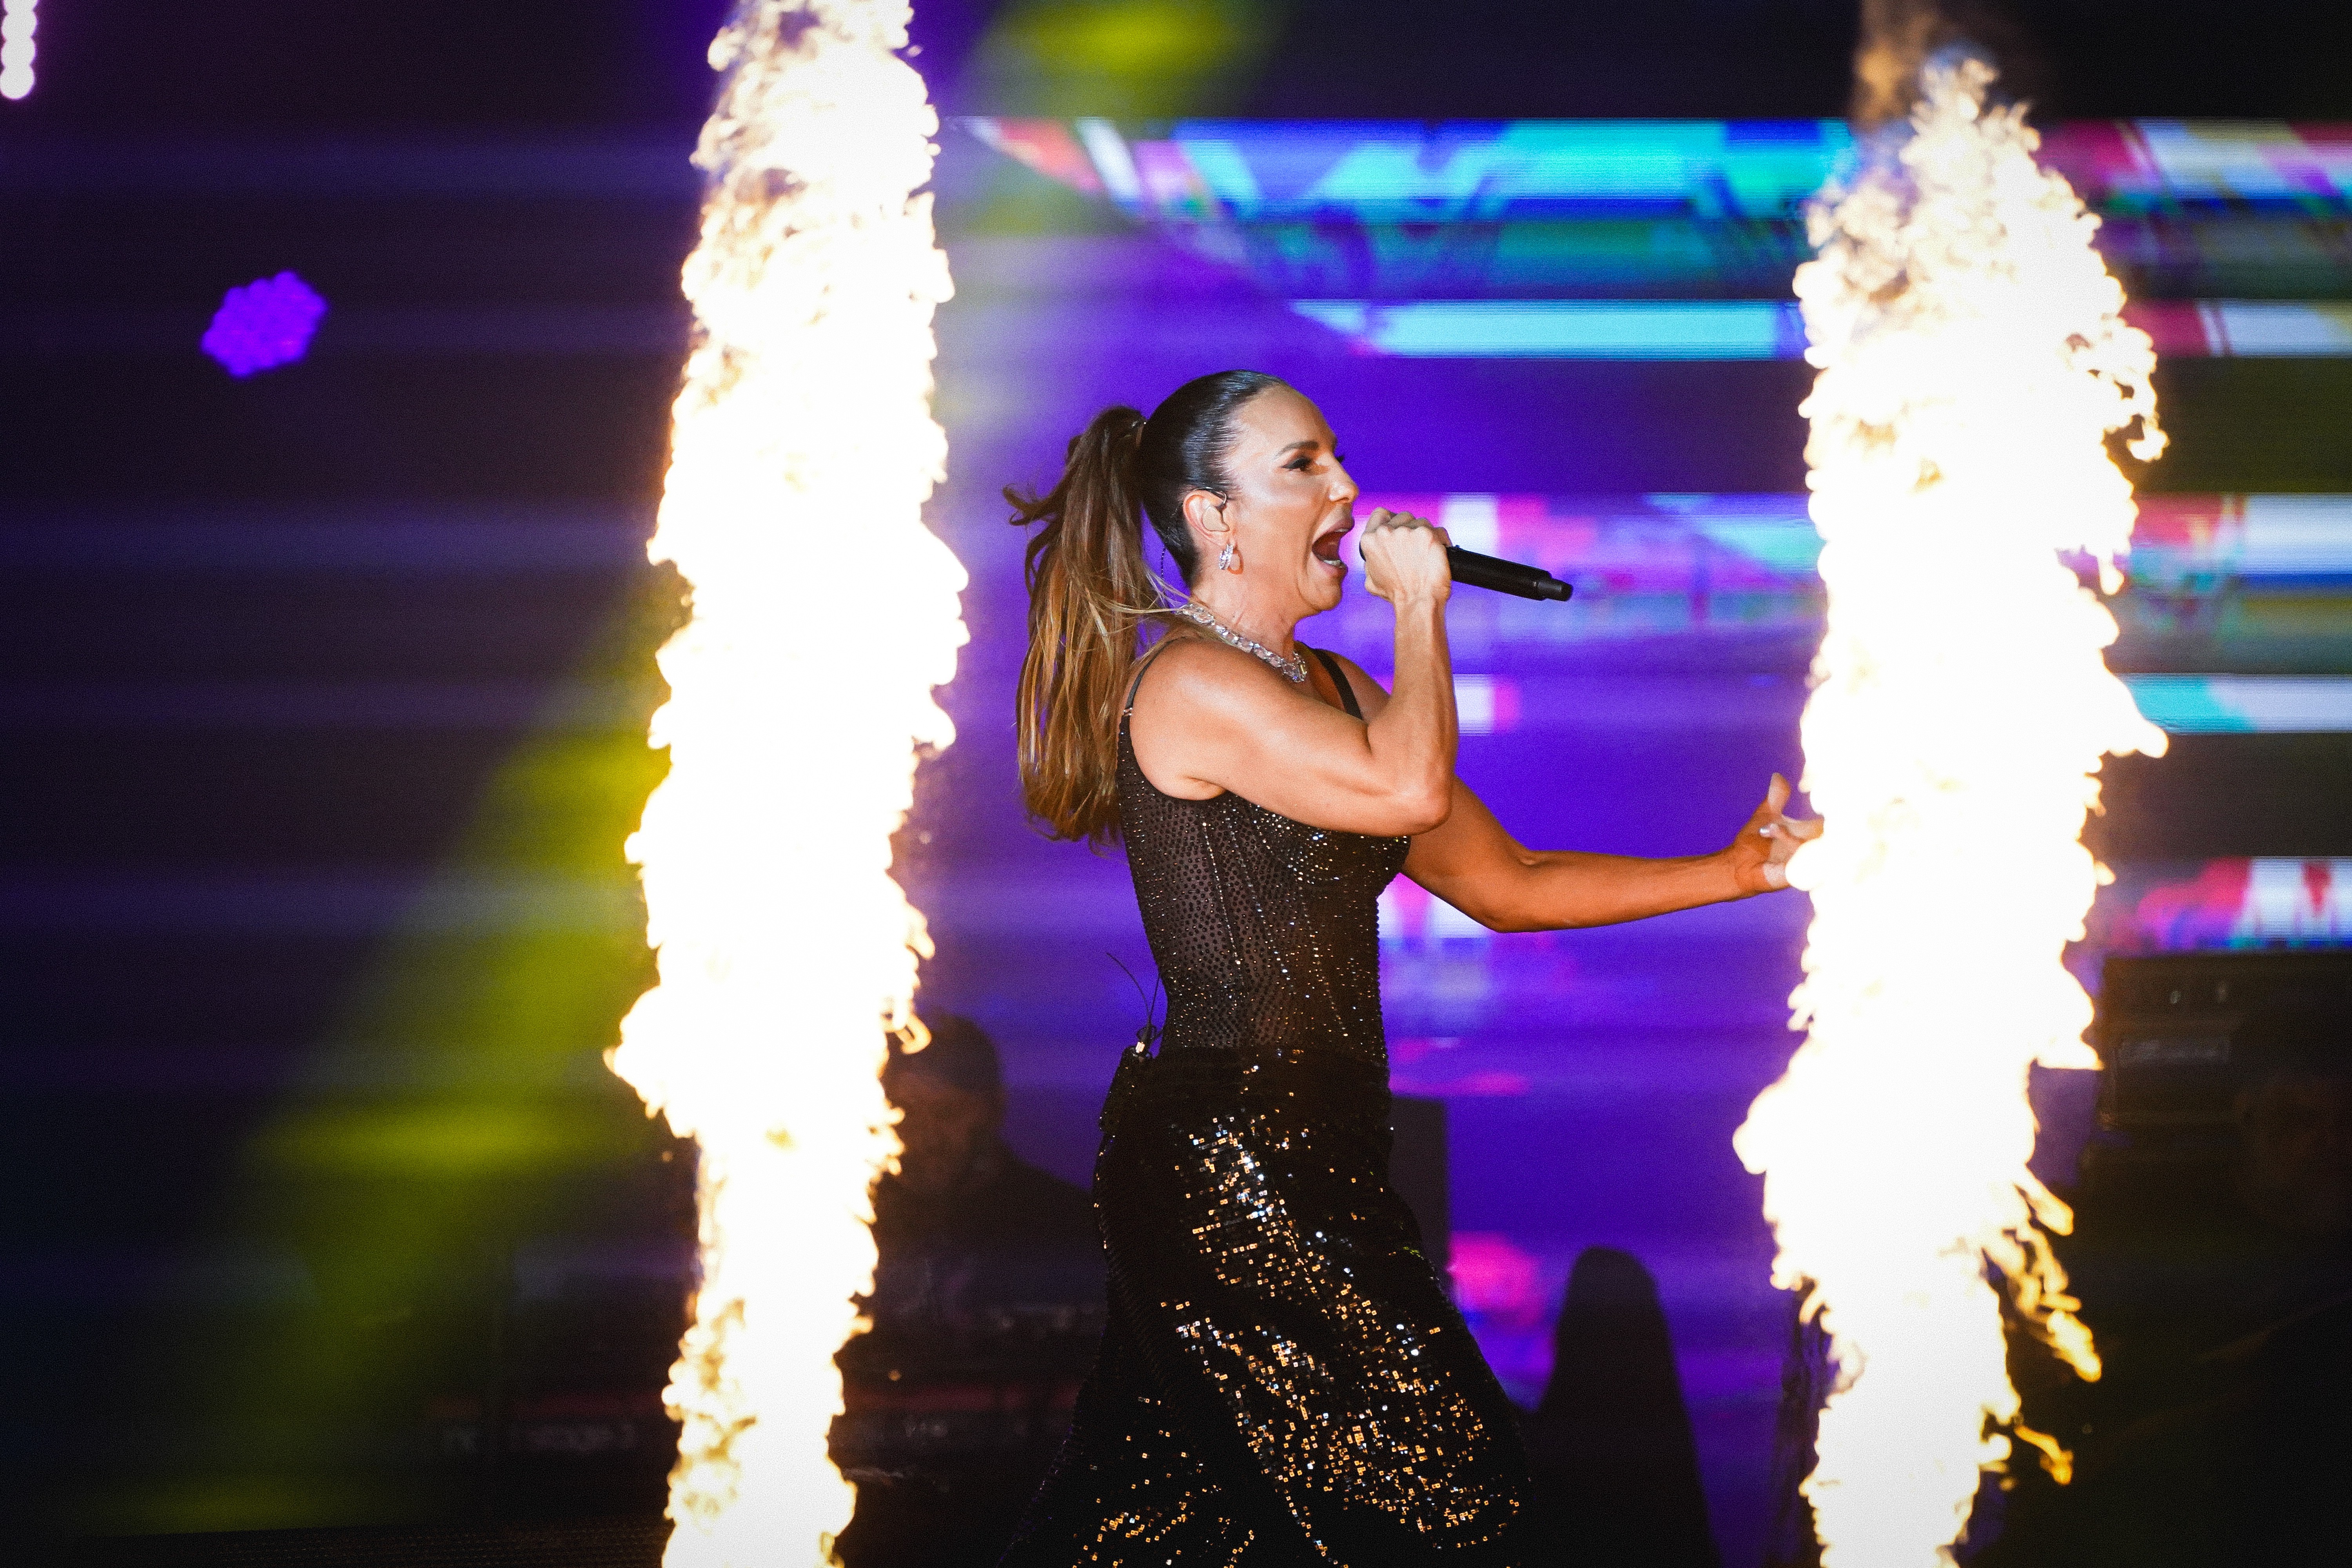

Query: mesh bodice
left=1116, top=644, right=1410, bottom=1066
left=1003, top=641, right=1532, bottom=1565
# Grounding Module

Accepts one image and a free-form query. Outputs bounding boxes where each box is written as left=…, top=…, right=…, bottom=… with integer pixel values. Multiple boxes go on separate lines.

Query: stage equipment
left=1733, top=54, right=2167, bottom=1567
left=0, top=0, right=33, bottom=101
left=605, top=2, right=966, bottom=1564
left=2096, top=952, right=2352, bottom=1132
left=972, top=120, right=2352, bottom=356
left=1445, top=546, right=1573, bottom=601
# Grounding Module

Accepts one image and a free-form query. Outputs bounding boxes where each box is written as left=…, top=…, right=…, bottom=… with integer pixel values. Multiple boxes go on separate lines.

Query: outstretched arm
left=1322, top=650, right=1818, bottom=931
left=1405, top=772, right=1813, bottom=931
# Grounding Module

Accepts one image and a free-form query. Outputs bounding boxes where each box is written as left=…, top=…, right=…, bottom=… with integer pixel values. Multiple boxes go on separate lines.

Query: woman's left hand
left=1724, top=773, right=1822, bottom=894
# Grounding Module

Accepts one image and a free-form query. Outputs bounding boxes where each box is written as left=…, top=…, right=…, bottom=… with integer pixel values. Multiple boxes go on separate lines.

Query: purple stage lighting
left=201, top=273, right=329, bottom=377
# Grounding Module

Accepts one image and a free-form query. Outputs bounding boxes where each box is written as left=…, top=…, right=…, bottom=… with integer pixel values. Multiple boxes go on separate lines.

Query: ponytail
left=1009, top=370, right=1289, bottom=845
left=1008, top=407, right=1163, bottom=846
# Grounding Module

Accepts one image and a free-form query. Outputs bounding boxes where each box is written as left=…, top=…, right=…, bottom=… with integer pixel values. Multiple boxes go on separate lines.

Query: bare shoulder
left=1128, top=633, right=1309, bottom=800
left=1315, top=648, right=1394, bottom=720
left=1131, top=634, right=1301, bottom=724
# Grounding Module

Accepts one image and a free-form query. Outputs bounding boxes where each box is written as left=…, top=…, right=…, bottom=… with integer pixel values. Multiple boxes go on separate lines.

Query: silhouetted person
left=1524, top=1247, right=1720, bottom=1568
left=867, top=1014, right=1098, bottom=1251
left=833, top=1015, right=1103, bottom=1568
left=1978, top=994, right=2352, bottom=1568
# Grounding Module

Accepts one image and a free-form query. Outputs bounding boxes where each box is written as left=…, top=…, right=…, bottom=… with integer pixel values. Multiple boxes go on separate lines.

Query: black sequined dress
left=1002, top=646, right=1531, bottom=1565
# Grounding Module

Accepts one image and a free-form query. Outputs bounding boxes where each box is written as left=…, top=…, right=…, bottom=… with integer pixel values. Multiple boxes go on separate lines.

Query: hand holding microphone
left=1357, top=508, right=1574, bottom=604
left=1357, top=509, right=1455, bottom=606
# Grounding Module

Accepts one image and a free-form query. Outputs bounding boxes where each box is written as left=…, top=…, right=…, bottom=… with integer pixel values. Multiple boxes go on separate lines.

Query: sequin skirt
left=1000, top=1041, right=1532, bottom=1565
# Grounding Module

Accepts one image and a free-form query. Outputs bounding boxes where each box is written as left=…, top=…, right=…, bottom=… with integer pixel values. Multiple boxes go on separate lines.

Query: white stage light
left=0, top=0, right=39, bottom=102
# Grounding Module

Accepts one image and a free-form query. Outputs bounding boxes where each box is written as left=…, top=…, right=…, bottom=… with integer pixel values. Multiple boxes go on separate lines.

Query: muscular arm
left=1329, top=651, right=1811, bottom=931
left=1127, top=596, right=1455, bottom=837
left=1128, top=516, right=1460, bottom=837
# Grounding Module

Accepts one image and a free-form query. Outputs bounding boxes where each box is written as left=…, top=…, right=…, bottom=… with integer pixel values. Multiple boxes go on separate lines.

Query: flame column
left=607, top=4, right=966, bottom=1564
left=1734, top=58, right=2164, bottom=1566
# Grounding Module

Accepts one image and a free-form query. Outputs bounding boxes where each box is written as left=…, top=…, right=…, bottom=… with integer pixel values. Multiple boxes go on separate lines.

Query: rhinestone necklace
left=1172, top=601, right=1308, bottom=684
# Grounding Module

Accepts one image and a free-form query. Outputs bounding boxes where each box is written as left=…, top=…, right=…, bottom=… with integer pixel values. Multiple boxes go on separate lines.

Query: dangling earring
left=1218, top=542, right=1240, bottom=573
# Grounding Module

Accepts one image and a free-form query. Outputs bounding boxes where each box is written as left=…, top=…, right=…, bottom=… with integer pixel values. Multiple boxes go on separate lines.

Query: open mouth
left=1311, top=523, right=1350, bottom=568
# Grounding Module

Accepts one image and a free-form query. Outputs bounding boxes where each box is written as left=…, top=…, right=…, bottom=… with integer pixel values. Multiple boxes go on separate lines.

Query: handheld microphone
left=1446, top=546, right=1573, bottom=602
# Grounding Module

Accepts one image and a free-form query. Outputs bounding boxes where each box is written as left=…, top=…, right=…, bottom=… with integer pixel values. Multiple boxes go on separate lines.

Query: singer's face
left=1205, top=387, right=1359, bottom=617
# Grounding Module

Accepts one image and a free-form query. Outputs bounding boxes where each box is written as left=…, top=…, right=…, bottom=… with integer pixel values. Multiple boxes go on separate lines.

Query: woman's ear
left=1181, top=488, right=1229, bottom=548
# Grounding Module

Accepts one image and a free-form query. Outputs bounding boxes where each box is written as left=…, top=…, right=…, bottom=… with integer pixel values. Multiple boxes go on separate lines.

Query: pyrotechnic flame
left=606, top=3, right=965, bottom=1563
left=1733, top=53, right=2165, bottom=1566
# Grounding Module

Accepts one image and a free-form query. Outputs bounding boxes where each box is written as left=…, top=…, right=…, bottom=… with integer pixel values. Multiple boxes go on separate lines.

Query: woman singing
left=998, top=371, right=1816, bottom=1564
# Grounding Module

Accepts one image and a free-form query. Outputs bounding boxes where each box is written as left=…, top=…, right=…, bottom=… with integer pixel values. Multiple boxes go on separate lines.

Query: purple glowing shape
left=201, top=272, right=328, bottom=377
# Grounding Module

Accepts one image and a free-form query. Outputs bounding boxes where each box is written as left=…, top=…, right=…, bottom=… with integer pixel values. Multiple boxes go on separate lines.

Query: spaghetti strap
left=1306, top=646, right=1363, bottom=720
left=1121, top=637, right=1177, bottom=717
left=1128, top=636, right=1359, bottom=719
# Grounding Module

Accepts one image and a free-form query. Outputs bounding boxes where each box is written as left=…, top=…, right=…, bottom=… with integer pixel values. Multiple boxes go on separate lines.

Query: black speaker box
left=2095, top=951, right=2352, bottom=1132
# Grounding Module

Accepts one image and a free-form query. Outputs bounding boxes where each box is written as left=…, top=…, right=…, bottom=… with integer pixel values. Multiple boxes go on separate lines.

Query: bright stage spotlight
left=1734, top=54, right=2167, bottom=1567
left=0, top=0, right=36, bottom=101
left=604, top=2, right=967, bottom=1564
